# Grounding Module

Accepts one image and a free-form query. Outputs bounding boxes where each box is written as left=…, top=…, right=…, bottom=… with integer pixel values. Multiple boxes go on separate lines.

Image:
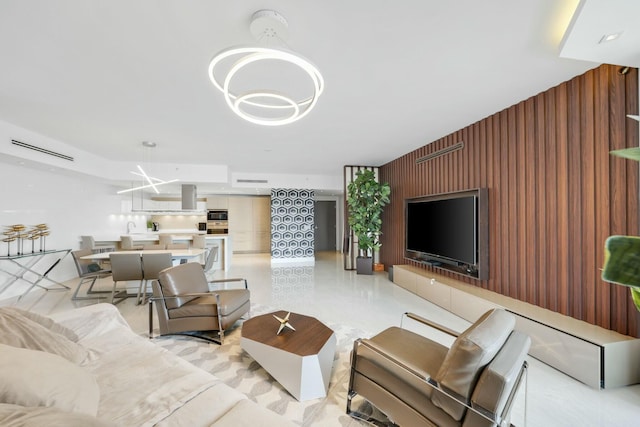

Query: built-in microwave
left=207, top=210, right=228, bottom=221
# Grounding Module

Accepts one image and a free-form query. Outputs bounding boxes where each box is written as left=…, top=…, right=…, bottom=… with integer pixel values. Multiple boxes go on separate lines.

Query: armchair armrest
left=353, top=338, right=432, bottom=382
left=207, top=277, right=248, bottom=289
left=401, top=312, right=461, bottom=337
left=149, top=292, right=220, bottom=300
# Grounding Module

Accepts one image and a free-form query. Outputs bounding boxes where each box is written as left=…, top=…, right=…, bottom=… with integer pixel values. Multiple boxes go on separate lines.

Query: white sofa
left=0, top=303, right=294, bottom=426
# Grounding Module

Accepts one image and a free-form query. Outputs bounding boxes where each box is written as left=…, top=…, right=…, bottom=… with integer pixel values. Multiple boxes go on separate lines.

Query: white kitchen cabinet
left=228, top=196, right=271, bottom=253
left=232, top=231, right=253, bottom=252
left=253, top=197, right=271, bottom=232
left=206, top=196, right=229, bottom=210
left=255, top=231, right=271, bottom=252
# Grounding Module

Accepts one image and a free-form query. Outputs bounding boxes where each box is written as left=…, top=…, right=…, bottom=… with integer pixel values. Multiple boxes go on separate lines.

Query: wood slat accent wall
left=379, top=65, right=640, bottom=336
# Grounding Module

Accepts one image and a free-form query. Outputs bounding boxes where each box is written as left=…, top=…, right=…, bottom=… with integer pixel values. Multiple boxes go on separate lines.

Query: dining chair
left=192, top=234, right=207, bottom=264
left=140, top=252, right=173, bottom=305
left=108, top=253, right=143, bottom=304
left=201, top=245, right=220, bottom=280
left=70, top=249, right=112, bottom=301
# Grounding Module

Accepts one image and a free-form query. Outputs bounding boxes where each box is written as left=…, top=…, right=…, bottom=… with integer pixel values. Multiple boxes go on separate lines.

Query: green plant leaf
left=602, top=235, right=640, bottom=288
left=346, top=169, right=391, bottom=256
left=610, top=147, right=640, bottom=162
left=631, top=287, right=640, bottom=312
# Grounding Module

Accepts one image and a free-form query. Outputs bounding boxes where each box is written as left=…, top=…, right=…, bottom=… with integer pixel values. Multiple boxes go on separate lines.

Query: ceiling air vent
left=11, top=139, right=74, bottom=162
left=416, top=141, right=464, bottom=164
left=236, top=179, right=268, bottom=183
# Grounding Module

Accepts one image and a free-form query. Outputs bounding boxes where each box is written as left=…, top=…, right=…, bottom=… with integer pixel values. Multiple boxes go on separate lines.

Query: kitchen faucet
left=126, top=221, right=136, bottom=234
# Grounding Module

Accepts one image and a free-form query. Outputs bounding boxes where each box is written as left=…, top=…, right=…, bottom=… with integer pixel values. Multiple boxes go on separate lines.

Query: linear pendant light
left=117, top=142, right=179, bottom=194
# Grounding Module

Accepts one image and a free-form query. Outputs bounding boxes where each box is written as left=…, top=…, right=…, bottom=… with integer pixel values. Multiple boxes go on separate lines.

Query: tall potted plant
left=347, top=169, right=391, bottom=274
left=602, top=138, right=640, bottom=312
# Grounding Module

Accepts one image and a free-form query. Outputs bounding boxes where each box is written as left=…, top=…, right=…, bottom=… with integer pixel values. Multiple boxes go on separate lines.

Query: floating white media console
left=392, top=265, right=640, bottom=389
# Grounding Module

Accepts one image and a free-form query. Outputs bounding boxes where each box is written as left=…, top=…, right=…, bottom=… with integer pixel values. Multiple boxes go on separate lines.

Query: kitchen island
left=88, top=231, right=232, bottom=270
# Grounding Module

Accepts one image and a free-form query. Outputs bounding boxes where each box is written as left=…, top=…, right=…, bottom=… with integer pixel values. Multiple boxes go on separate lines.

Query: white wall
left=0, top=161, right=145, bottom=300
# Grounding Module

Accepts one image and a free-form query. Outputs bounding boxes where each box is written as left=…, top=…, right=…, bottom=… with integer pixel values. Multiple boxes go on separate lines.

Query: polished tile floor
left=4, top=251, right=640, bottom=426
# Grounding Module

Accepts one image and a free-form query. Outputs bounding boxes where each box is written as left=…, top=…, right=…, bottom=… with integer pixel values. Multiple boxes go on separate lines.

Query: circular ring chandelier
left=208, top=10, right=324, bottom=126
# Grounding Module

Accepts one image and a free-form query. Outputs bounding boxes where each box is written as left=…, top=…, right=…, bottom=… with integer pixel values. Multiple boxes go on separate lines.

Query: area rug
left=152, top=305, right=380, bottom=426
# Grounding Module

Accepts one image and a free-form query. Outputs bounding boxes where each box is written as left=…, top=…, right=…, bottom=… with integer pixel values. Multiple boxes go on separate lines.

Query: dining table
left=80, top=248, right=206, bottom=261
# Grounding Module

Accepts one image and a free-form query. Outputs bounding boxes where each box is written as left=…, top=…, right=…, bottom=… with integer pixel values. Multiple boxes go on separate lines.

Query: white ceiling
left=0, top=0, right=637, bottom=195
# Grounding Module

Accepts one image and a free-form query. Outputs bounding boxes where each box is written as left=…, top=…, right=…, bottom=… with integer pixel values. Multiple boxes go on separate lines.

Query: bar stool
left=120, top=236, right=144, bottom=250
left=158, top=234, right=173, bottom=249
left=80, top=235, right=116, bottom=253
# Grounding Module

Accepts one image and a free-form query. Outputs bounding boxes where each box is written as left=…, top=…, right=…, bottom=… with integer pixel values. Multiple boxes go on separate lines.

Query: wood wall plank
left=378, top=65, right=639, bottom=336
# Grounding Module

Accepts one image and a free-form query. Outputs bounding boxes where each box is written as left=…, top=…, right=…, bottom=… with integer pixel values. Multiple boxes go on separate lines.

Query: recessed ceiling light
left=142, top=141, right=157, bottom=148
left=599, top=32, right=623, bottom=44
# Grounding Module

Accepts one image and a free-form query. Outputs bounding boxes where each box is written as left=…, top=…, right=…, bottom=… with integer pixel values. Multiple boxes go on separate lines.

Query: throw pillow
left=0, top=309, right=90, bottom=365
left=431, top=308, right=515, bottom=421
left=0, top=344, right=100, bottom=416
left=0, top=307, right=79, bottom=342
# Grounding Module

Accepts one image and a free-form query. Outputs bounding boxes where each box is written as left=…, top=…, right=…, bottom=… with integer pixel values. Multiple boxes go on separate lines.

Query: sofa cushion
left=212, top=399, right=296, bottom=427
left=0, top=404, right=113, bottom=427
left=0, top=344, right=100, bottom=416
left=168, top=290, right=250, bottom=319
left=0, top=309, right=91, bottom=365
left=432, top=309, right=515, bottom=421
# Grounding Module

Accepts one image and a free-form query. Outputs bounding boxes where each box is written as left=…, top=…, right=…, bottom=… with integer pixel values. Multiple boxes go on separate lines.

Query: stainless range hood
left=129, top=185, right=204, bottom=214
left=181, top=184, right=197, bottom=210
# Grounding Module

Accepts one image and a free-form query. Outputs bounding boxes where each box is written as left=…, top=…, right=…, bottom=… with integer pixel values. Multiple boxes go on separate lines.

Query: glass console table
left=0, top=249, right=71, bottom=300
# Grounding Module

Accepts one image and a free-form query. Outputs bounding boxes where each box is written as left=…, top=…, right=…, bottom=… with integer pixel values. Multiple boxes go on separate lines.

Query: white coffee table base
left=241, top=332, right=336, bottom=401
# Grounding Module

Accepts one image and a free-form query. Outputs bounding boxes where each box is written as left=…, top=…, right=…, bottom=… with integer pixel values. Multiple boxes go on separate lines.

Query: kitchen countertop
left=91, top=231, right=229, bottom=242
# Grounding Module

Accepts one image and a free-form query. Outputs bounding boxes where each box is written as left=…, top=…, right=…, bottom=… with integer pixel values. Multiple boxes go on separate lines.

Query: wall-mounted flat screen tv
left=405, top=188, right=488, bottom=279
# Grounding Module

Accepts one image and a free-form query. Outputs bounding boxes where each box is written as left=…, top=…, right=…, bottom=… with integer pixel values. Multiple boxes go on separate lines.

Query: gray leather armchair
left=148, top=262, right=250, bottom=344
left=347, top=308, right=530, bottom=427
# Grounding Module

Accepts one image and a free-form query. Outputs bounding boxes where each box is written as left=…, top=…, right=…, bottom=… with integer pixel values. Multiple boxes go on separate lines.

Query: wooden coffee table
left=241, top=310, right=336, bottom=401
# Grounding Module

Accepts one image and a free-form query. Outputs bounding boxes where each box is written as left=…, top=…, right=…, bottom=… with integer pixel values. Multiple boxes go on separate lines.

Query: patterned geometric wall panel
left=271, top=189, right=315, bottom=259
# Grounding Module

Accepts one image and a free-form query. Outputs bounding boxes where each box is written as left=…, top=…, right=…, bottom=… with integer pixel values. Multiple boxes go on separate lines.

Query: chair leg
left=148, top=299, right=154, bottom=339
left=71, top=276, right=110, bottom=301
left=346, top=341, right=398, bottom=427
left=136, top=279, right=149, bottom=305
left=139, top=280, right=152, bottom=305
left=155, top=331, right=224, bottom=345
left=110, top=280, right=128, bottom=305
left=346, top=389, right=398, bottom=427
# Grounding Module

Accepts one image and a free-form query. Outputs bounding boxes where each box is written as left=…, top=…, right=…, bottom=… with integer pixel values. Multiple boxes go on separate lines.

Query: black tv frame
left=404, top=188, right=488, bottom=280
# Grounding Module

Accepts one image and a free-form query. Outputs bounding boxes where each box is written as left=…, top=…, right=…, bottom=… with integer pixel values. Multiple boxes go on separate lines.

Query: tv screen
left=406, top=194, right=477, bottom=266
